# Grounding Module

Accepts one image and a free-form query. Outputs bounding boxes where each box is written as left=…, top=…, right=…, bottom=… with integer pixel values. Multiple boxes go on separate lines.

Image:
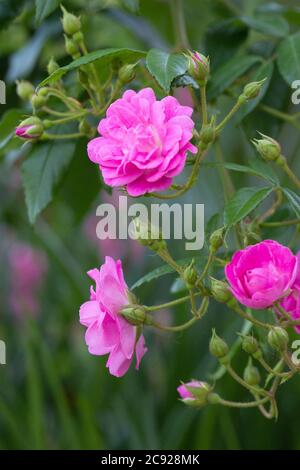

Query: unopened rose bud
left=16, top=80, right=35, bottom=101
left=241, top=335, right=259, bottom=355
left=131, top=217, right=166, bottom=252
left=73, top=31, right=84, bottom=44
left=64, top=35, right=79, bottom=58
left=61, top=5, right=81, bottom=36
left=268, top=327, right=289, bottom=351
left=183, top=260, right=198, bottom=289
left=252, top=132, right=281, bottom=162
left=15, top=117, right=44, bottom=140
left=177, top=380, right=211, bottom=407
left=209, top=227, right=225, bottom=254
left=242, top=78, right=266, bottom=100
left=210, top=278, right=232, bottom=303
left=185, top=50, right=210, bottom=84
left=243, top=358, right=261, bottom=386
left=120, top=305, right=147, bottom=326
left=79, top=119, right=93, bottom=137
left=200, top=124, right=216, bottom=146
left=118, top=63, right=137, bottom=84
left=209, top=329, right=229, bottom=361
left=31, top=90, right=47, bottom=109
left=47, top=57, right=59, bottom=75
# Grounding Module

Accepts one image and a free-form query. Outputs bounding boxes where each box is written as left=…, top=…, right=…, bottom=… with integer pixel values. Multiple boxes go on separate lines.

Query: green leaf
left=207, top=55, right=262, bottom=100
left=241, top=14, right=289, bottom=38
left=256, top=3, right=300, bottom=25
left=223, top=159, right=279, bottom=185
left=57, top=139, right=100, bottom=224
left=121, top=0, right=140, bottom=12
left=21, top=141, right=75, bottom=224
left=131, top=255, right=204, bottom=290
left=224, top=186, right=273, bottom=227
left=172, top=74, right=199, bottom=90
left=248, top=157, right=279, bottom=185
left=282, top=188, right=300, bottom=218
left=146, top=49, right=187, bottom=92
left=35, top=0, right=60, bottom=25
left=205, top=18, right=249, bottom=70
left=277, top=32, right=300, bottom=85
left=0, top=108, right=24, bottom=151
left=232, top=61, right=274, bottom=124
left=38, top=48, right=146, bottom=87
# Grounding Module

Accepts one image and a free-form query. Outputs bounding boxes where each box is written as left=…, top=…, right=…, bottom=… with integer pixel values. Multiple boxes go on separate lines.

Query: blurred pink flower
left=173, top=87, right=194, bottom=108
left=280, top=252, right=300, bottom=334
left=79, top=256, right=147, bottom=377
left=225, top=240, right=298, bottom=309
left=8, top=241, right=47, bottom=316
left=87, top=87, right=196, bottom=196
left=83, top=190, right=145, bottom=261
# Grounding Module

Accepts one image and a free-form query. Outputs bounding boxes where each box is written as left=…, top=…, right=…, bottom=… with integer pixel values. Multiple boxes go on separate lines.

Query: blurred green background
left=1, top=0, right=300, bottom=450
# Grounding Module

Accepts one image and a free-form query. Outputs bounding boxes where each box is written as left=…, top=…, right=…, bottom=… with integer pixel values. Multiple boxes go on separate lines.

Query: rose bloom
left=87, top=87, right=197, bottom=196
left=8, top=241, right=47, bottom=316
left=280, top=252, right=300, bottom=333
left=225, top=240, right=298, bottom=309
left=79, top=256, right=147, bottom=377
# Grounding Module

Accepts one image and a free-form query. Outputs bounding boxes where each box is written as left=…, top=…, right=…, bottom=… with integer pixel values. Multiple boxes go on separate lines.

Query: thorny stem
left=42, top=132, right=84, bottom=140
left=170, top=0, right=190, bottom=50
left=258, top=357, right=292, bottom=379
left=232, top=305, right=273, bottom=330
left=282, top=159, right=300, bottom=190
left=258, top=189, right=282, bottom=224
left=260, top=218, right=300, bottom=228
left=46, top=88, right=82, bottom=111
left=216, top=95, right=246, bottom=132
left=78, top=40, right=103, bottom=105
left=226, top=364, right=268, bottom=397
left=200, top=85, right=208, bottom=125
left=151, top=144, right=209, bottom=199
left=145, top=292, right=202, bottom=312
left=199, top=252, right=214, bottom=282
left=214, top=396, right=269, bottom=409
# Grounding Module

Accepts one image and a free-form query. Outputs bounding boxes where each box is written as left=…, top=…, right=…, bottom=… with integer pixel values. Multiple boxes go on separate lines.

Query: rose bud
left=15, top=117, right=44, bottom=140
left=252, top=132, right=281, bottom=162
left=177, top=380, right=211, bottom=407
left=268, top=327, right=289, bottom=352
left=209, top=329, right=229, bottom=361
left=61, top=5, right=81, bottom=36
left=16, top=80, right=35, bottom=101
left=185, top=50, right=210, bottom=84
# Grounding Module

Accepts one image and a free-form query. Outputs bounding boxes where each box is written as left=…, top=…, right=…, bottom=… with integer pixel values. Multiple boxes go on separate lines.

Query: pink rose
left=87, top=87, right=197, bottom=196
left=225, top=240, right=298, bottom=309
left=280, top=252, right=300, bottom=333
left=79, top=256, right=147, bottom=377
